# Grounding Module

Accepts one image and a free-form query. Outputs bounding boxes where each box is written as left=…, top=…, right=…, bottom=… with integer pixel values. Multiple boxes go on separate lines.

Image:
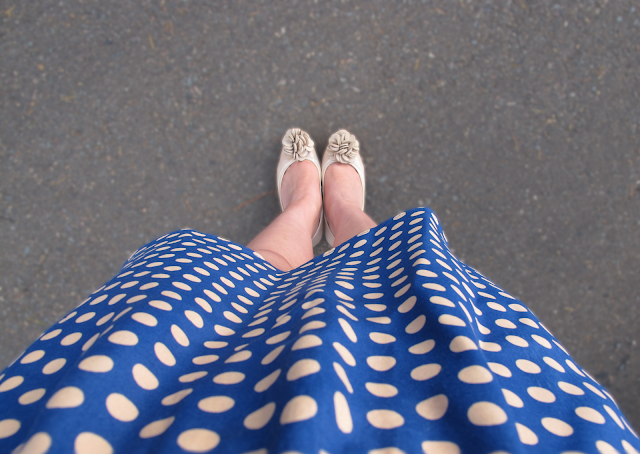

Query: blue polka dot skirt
left=1, top=208, right=638, bottom=454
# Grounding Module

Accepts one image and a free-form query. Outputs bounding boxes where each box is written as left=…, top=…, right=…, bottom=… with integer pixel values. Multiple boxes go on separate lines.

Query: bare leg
left=247, top=161, right=322, bottom=271
left=324, top=162, right=377, bottom=247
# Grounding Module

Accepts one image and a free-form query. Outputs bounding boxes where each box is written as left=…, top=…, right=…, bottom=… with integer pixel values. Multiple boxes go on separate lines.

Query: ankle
left=280, top=161, right=321, bottom=209
left=287, top=194, right=322, bottom=215
left=324, top=198, right=357, bottom=236
left=283, top=196, right=322, bottom=237
left=287, top=188, right=321, bottom=208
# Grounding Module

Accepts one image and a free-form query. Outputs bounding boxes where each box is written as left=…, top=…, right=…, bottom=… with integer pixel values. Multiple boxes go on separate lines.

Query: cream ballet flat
left=277, top=128, right=324, bottom=247
left=321, top=129, right=366, bottom=247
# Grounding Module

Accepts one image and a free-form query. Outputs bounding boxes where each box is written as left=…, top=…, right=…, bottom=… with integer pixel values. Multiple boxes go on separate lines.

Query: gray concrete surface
left=1, top=0, right=639, bottom=430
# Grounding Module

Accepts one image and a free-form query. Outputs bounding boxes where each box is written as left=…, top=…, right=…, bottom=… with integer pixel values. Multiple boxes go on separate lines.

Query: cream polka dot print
left=1, top=208, right=637, bottom=453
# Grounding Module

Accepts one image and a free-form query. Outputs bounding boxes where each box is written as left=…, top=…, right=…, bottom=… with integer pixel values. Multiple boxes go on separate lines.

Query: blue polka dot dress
left=1, top=208, right=638, bottom=454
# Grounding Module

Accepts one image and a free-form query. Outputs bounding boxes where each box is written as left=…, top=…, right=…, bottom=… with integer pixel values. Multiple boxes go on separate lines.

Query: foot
left=280, top=160, right=322, bottom=235
left=323, top=162, right=363, bottom=236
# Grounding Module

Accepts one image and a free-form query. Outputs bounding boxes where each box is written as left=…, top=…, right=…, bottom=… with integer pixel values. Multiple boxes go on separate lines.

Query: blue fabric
left=0, top=208, right=637, bottom=454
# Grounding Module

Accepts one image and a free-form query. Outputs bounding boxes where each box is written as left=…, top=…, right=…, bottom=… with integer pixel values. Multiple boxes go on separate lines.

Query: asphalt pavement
left=1, top=0, right=639, bottom=431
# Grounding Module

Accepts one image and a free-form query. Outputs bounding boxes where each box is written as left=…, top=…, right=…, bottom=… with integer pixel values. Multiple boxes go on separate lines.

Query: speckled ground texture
left=1, top=0, right=639, bottom=430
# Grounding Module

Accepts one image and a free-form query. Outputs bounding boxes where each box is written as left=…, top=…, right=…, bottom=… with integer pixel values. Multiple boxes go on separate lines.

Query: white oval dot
left=42, top=358, right=66, bottom=375
left=21, top=350, right=45, bottom=364
left=46, top=386, right=84, bottom=409
left=161, top=388, right=193, bottom=406
left=541, top=417, right=573, bottom=436
left=366, top=356, right=396, bottom=372
left=333, top=391, right=353, bottom=434
left=171, top=325, right=190, bottom=347
left=154, top=342, right=176, bottom=366
left=243, top=328, right=265, bottom=338
left=487, top=302, right=506, bottom=313
left=370, top=332, right=396, bottom=345
left=131, top=312, right=157, bottom=327
left=78, top=355, right=114, bottom=373
left=40, top=329, right=62, bottom=341
left=291, top=335, right=322, bottom=350
left=487, top=362, right=512, bottom=378
left=254, top=369, right=281, bottom=393
left=575, top=406, right=605, bottom=424
left=266, top=331, right=291, bottom=345
left=75, top=312, right=96, bottom=324
left=60, top=333, right=82, bottom=347
left=132, top=364, right=159, bottom=390
left=287, top=359, right=321, bottom=381
left=244, top=402, right=276, bottom=430
left=177, top=429, right=220, bottom=452
left=194, top=298, right=212, bottom=313
left=334, top=342, right=357, bottom=366
left=438, top=314, right=466, bottom=327
left=20, top=432, right=52, bottom=454
left=179, top=371, right=208, bottom=383
left=476, top=319, right=491, bottom=334
left=596, top=440, right=622, bottom=454
left=515, top=422, right=538, bottom=445
left=516, top=359, right=541, bottom=374
left=198, top=396, right=235, bottom=413
left=363, top=293, right=384, bottom=300
left=458, top=365, right=493, bottom=384
left=409, top=339, right=435, bottom=355
left=416, top=394, right=448, bottom=421
left=622, top=440, right=640, bottom=454
left=603, top=405, right=625, bottom=429
left=74, top=432, right=113, bottom=454
left=565, top=359, right=586, bottom=377
left=108, top=330, right=138, bottom=346
left=558, top=381, right=584, bottom=395
left=527, top=386, right=556, bottom=403
left=367, top=316, right=391, bottom=324
left=505, top=335, right=529, bottom=347
left=410, top=364, right=442, bottom=381
left=18, top=388, right=46, bottom=405
left=139, top=417, right=175, bottom=439
left=519, top=318, right=539, bottom=328
left=502, top=389, right=523, bottom=408
left=0, top=419, right=21, bottom=439
left=280, top=395, right=318, bottom=424
left=421, top=441, right=460, bottom=454
left=333, top=362, right=354, bottom=394
left=261, top=345, right=285, bottom=365
left=479, top=341, right=501, bottom=352
left=532, top=334, right=552, bottom=349
left=365, top=382, right=398, bottom=398
left=467, top=401, right=507, bottom=426
left=430, top=296, right=455, bottom=307
left=185, top=310, right=204, bottom=328
left=495, top=318, right=517, bottom=329
left=406, top=315, right=426, bottom=334
left=338, top=318, right=358, bottom=343
left=449, top=336, right=477, bottom=353
left=149, top=300, right=172, bottom=311
left=398, top=296, right=417, bottom=313
left=203, top=341, right=227, bottom=349
left=82, top=333, right=100, bottom=352
left=192, top=355, right=219, bottom=365
left=543, top=356, right=565, bottom=373
left=213, top=372, right=245, bottom=385
left=366, top=409, right=404, bottom=429
left=106, top=393, right=138, bottom=422
left=225, top=350, right=252, bottom=363
left=583, top=382, right=606, bottom=399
